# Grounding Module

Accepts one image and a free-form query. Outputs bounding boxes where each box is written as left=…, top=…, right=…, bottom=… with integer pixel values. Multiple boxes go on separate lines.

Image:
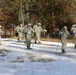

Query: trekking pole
left=71, top=34, right=75, bottom=48
left=72, top=37, right=74, bottom=48
left=73, top=37, right=76, bottom=48
left=24, top=40, right=26, bottom=48
left=56, top=39, right=60, bottom=53
left=31, top=39, right=35, bottom=47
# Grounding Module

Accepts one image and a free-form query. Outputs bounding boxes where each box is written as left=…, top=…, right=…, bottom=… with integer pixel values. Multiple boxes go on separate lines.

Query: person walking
left=15, top=23, right=24, bottom=42
left=33, top=23, right=43, bottom=44
left=59, top=26, right=70, bottom=53
left=71, top=24, right=76, bottom=48
left=24, top=23, right=34, bottom=49
left=33, top=23, right=38, bottom=43
left=0, top=25, right=4, bottom=45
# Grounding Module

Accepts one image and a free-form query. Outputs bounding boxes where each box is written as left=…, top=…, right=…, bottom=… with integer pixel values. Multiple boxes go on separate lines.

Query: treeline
left=0, top=0, right=76, bottom=36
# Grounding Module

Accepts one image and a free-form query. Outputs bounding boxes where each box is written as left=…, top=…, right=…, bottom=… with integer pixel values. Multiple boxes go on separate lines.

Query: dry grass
left=11, top=36, right=74, bottom=43
left=41, top=38, right=74, bottom=43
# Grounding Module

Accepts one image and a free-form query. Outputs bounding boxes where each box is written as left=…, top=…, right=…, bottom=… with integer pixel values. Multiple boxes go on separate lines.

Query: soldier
left=24, top=23, right=34, bottom=49
left=71, top=24, right=76, bottom=48
left=33, top=23, right=38, bottom=43
left=15, top=23, right=24, bottom=42
left=0, top=25, right=4, bottom=45
left=33, top=23, right=43, bottom=44
left=43, top=29, right=47, bottom=38
left=59, top=26, right=70, bottom=53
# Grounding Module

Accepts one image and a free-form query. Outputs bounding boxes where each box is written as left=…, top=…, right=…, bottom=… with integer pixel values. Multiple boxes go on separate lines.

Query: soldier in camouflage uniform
left=0, top=25, right=4, bottom=44
left=71, top=24, right=76, bottom=48
left=24, top=23, right=34, bottom=49
left=15, top=23, right=24, bottom=42
left=33, top=23, right=38, bottom=43
left=33, top=23, right=43, bottom=44
left=59, top=26, right=70, bottom=53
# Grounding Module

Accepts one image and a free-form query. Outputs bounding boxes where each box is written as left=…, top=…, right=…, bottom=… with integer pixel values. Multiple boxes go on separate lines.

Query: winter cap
left=72, top=24, right=76, bottom=27
left=38, top=23, right=41, bottom=25
left=64, top=26, right=67, bottom=29
left=28, top=23, right=31, bottom=25
left=0, top=25, right=1, bottom=28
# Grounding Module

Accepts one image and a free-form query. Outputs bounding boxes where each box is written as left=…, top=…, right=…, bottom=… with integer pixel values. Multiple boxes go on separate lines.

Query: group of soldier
left=15, top=22, right=76, bottom=53
left=15, top=22, right=43, bottom=49
left=0, top=22, right=76, bottom=53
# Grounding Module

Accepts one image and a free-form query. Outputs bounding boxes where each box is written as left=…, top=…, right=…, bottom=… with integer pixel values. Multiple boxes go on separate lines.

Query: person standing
left=59, top=26, right=70, bottom=53
left=71, top=24, right=76, bottom=48
left=15, top=23, right=24, bottom=42
left=18, top=23, right=24, bottom=41
left=33, top=23, right=38, bottom=43
left=24, top=23, right=34, bottom=49
left=0, top=25, right=4, bottom=45
left=33, top=23, right=43, bottom=44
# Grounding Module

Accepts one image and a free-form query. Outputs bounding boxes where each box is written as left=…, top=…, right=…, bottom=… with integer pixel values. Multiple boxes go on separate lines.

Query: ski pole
left=24, top=41, right=26, bottom=48
left=56, top=39, right=60, bottom=53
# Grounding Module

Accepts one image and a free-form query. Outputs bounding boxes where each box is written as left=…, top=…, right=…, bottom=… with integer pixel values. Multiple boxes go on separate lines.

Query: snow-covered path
left=0, top=38, right=76, bottom=75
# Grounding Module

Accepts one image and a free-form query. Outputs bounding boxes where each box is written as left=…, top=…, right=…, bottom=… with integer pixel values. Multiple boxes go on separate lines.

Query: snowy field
left=0, top=38, right=76, bottom=75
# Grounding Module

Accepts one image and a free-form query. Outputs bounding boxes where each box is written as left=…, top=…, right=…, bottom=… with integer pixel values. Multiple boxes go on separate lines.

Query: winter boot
left=62, top=49, right=66, bottom=53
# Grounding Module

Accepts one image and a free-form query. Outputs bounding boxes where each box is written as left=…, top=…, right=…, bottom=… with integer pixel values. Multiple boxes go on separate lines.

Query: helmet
left=28, top=23, right=31, bottom=26
left=72, top=24, right=76, bottom=27
left=38, top=23, right=41, bottom=25
left=0, top=25, right=1, bottom=28
left=64, top=26, right=67, bottom=29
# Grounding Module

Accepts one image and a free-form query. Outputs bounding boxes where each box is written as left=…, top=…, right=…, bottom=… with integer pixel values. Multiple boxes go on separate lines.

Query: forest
left=0, top=0, right=76, bottom=37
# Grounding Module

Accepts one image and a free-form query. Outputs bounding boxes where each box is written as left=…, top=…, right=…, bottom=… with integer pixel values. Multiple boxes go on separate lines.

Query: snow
left=0, top=38, right=76, bottom=75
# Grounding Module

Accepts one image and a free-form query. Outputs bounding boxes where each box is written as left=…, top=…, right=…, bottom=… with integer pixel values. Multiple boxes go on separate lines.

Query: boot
left=35, top=41, right=37, bottom=44
left=74, top=45, right=76, bottom=48
left=27, top=46, right=31, bottom=50
left=62, top=49, right=66, bottom=53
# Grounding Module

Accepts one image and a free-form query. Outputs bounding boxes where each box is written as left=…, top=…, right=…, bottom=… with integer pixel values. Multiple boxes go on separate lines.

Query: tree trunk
left=19, top=0, right=24, bottom=25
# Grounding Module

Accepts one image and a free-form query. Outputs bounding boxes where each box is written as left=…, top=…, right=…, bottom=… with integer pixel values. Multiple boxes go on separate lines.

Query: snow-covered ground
left=0, top=38, right=76, bottom=75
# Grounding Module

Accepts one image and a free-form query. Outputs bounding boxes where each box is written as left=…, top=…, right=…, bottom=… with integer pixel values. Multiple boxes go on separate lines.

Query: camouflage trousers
left=74, top=34, right=76, bottom=48
left=35, top=33, right=41, bottom=43
left=18, top=33, right=23, bottom=41
left=0, top=36, right=2, bottom=44
left=26, top=34, right=31, bottom=49
left=61, top=38, right=67, bottom=51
